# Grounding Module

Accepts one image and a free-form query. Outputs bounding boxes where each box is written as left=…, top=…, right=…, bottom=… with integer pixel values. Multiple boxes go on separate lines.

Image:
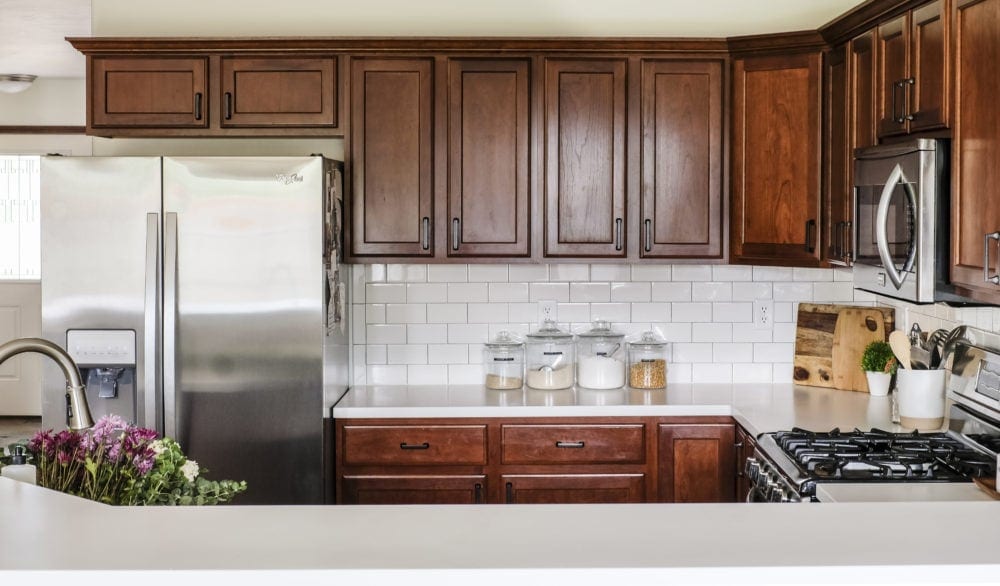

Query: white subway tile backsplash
left=772, top=322, right=797, bottom=343
left=467, top=303, right=510, bottom=323
left=366, top=264, right=387, bottom=282
left=611, top=281, right=651, bottom=302
left=428, top=265, right=468, bottom=282
left=671, top=302, right=712, bottom=322
left=813, top=282, right=855, bottom=302
left=489, top=282, right=529, bottom=302
left=351, top=265, right=367, bottom=303
left=591, top=264, right=631, bottom=281
left=367, top=365, right=407, bottom=384
left=426, top=303, right=468, bottom=323
left=692, top=363, right=732, bottom=383
left=591, top=302, right=631, bottom=322
left=833, top=267, right=854, bottom=282
left=529, top=282, right=569, bottom=302
left=651, top=282, right=692, bottom=302
left=367, top=324, right=407, bottom=344
left=654, top=322, right=691, bottom=343
left=509, top=302, right=539, bottom=323
left=407, top=365, right=449, bottom=385
left=448, top=364, right=483, bottom=384
left=448, top=323, right=490, bottom=343
left=556, top=303, right=590, bottom=323
left=732, top=323, right=772, bottom=343
left=448, top=283, right=489, bottom=302
left=692, top=282, right=732, bottom=302
left=712, top=266, right=753, bottom=281
left=509, top=265, right=549, bottom=282
left=692, top=323, right=732, bottom=343
left=667, top=363, right=693, bottom=383
left=793, top=267, right=833, bottom=282
left=672, top=265, right=713, bottom=281
left=713, top=302, right=752, bottom=323
left=673, top=343, right=714, bottom=363
left=366, top=283, right=406, bottom=303
left=467, top=344, right=485, bottom=364
left=712, top=343, right=754, bottom=363
left=774, top=282, right=813, bottom=301
left=753, top=266, right=794, bottom=281
left=352, top=305, right=367, bottom=343
left=407, top=324, right=448, bottom=344
left=366, top=304, right=386, bottom=324
left=365, top=344, right=386, bottom=365
left=630, top=264, right=672, bottom=281
left=489, top=323, right=530, bottom=338
left=570, top=282, right=611, bottom=302
left=405, top=283, right=448, bottom=303
left=631, top=302, right=671, bottom=322
left=549, top=264, right=590, bottom=281
left=386, top=344, right=428, bottom=364
left=772, top=363, right=794, bottom=383
left=731, top=282, right=772, bottom=302
left=428, top=344, right=469, bottom=364
left=385, top=303, right=427, bottom=324
left=732, top=363, right=773, bottom=383
left=468, top=265, right=508, bottom=282
left=774, top=302, right=797, bottom=322
left=386, top=264, right=427, bottom=283
left=753, top=343, right=793, bottom=363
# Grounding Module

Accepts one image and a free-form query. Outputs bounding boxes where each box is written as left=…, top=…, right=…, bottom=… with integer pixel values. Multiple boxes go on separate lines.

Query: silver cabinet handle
left=163, top=212, right=178, bottom=439
left=644, top=218, right=652, bottom=253
left=844, top=220, right=853, bottom=262
left=194, top=92, right=203, bottom=121
left=615, top=218, right=623, bottom=251
left=224, top=92, right=233, bottom=120
left=555, top=441, right=585, bottom=448
left=984, top=232, right=1000, bottom=285
left=143, top=213, right=161, bottom=432
left=452, top=218, right=460, bottom=251
left=421, top=217, right=430, bottom=251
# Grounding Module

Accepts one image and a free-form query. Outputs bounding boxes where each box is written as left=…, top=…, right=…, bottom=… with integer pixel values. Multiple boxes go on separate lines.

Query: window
left=0, top=155, right=40, bottom=280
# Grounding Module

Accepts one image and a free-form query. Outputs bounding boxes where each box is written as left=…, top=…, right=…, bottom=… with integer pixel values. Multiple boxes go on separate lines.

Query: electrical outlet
left=754, top=300, right=774, bottom=329
left=539, top=300, right=558, bottom=323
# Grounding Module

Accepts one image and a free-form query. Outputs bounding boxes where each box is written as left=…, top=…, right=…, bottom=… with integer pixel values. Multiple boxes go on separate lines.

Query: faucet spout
left=0, top=337, right=94, bottom=430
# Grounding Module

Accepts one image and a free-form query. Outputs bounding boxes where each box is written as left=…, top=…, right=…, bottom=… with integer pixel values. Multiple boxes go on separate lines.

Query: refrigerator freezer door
left=163, top=157, right=325, bottom=504
left=40, top=157, right=162, bottom=430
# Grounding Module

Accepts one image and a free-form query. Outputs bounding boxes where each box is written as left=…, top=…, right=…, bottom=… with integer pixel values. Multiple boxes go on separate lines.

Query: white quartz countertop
left=1, top=476, right=999, bottom=584
left=817, top=482, right=997, bottom=503
left=333, top=383, right=914, bottom=437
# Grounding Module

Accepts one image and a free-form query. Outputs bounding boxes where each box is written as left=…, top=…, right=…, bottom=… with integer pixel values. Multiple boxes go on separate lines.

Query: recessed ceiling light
left=0, top=74, right=37, bottom=94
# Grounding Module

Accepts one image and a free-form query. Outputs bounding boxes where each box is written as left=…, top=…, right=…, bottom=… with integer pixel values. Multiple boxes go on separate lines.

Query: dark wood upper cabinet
left=447, top=58, right=531, bottom=258
left=658, top=424, right=736, bottom=503
left=951, top=0, right=1000, bottom=302
left=91, top=57, right=208, bottom=128
left=877, top=0, right=949, bottom=138
left=349, top=57, right=435, bottom=258
left=219, top=57, right=337, bottom=127
left=731, top=52, right=823, bottom=267
left=851, top=31, right=878, bottom=151
left=824, top=44, right=852, bottom=266
left=543, top=58, right=627, bottom=258
left=639, top=59, right=724, bottom=259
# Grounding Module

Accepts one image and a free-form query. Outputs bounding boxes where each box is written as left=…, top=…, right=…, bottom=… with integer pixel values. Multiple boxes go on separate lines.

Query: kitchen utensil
left=925, top=328, right=949, bottom=368
left=793, top=303, right=895, bottom=391
left=889, top=330, right=912, bottom=370
left=939, top=325, right=969, bottom=370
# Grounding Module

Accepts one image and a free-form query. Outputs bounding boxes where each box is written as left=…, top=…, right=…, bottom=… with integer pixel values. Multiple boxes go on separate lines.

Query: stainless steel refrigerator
left=40, top=156, right=347, bottom=504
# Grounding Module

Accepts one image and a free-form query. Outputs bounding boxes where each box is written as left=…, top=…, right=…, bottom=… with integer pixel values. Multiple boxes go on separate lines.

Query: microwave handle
left=875, top=164, right=917, bottom=289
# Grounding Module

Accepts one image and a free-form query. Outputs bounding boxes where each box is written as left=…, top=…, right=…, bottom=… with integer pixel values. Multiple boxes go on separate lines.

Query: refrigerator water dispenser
left=66, top=330, right=137, bottom=424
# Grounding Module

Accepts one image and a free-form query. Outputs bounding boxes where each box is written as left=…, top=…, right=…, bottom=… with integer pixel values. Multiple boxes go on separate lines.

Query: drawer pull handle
left=505, top=481, right=513, bottom=504
left=555, top=441, right=585, bottom=448
left=399, top=442, right=430, bottom=450
left=194, top=92, right=203, bottom=121
left=474, top=482, right=483, bottom=504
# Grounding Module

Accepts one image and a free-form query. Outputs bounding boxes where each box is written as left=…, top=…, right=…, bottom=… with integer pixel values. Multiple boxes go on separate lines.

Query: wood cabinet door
left=501, top=474, right=645, bottom=504
left=731, top=53, right=822, bottom=266
left=877, top=14, right=911, bottom=138
left=341, top=475, right=486, bottom=504
left=851, top=31, right=878, bottom=151
left=824, top=45, right=852, bottom=266
left=91, top=57, right=208, bottom=128
left=543, top=58, right=627, bottom=258
left=658, top=424, right=735, bottom=503
left=219, top=57, right=337, bottom=127
left=909, top=0, right=950, bottom=132
left=349, top=58, right=434, bottom=257
left=951, top=0, right=1000, bottom=301
left=447, top=58, right=531, bottom=258
left=639, top=59, right=724, bottom=259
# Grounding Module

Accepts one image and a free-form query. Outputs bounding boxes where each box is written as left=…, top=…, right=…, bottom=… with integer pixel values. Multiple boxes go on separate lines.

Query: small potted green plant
left=861, top=340, right=897, bottom=396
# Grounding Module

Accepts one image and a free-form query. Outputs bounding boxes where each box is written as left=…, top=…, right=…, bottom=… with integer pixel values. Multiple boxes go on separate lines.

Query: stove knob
left=768, top=482, right=784, bottom=503
left=746, top=458, right=760, bottom=481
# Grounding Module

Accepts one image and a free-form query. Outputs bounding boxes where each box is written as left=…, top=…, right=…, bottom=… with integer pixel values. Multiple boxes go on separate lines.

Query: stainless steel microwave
left=852, top=139, right=949, bottom=303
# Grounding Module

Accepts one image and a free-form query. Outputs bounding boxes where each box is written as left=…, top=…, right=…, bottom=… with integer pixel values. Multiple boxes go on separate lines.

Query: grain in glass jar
left=627, top=331, right=668, bottom=389
left=483, top=331, right=524, bottom=390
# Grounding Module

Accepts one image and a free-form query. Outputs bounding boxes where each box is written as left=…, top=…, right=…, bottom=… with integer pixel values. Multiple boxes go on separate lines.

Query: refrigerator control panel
left=66, top=330, right=136, bottom=366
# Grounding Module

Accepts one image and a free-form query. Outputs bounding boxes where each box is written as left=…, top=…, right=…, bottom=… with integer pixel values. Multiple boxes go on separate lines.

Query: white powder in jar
left=525, top=365, right=574, bottom=390
left=577, top=355, right=626, bottom=389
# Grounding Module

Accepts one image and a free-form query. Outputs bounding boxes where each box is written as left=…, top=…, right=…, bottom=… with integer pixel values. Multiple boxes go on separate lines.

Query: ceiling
left=1, top=0, right=867, bottom=80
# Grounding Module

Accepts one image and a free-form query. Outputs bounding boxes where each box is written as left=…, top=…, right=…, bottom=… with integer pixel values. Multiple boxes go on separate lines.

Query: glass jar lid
left=525, top=319, right=573, bottom=341
left=628, top=330, right=667, bottom=350
left=485, top=330, right=524, bottom=349
left=577, top=320, right=624, bottom=341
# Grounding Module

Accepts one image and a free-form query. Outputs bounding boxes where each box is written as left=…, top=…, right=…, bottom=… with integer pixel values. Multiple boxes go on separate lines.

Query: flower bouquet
left=27, top=415, right=246, bottom=505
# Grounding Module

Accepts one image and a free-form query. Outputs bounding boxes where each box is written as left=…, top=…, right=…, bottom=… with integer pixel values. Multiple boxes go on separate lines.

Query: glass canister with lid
left=576, top=320, right=626, bottom=390
left=627, top=331, right=669, bottom=389
left=482, top=331, right=525, bottom=390
left=524, top=320, right=575, bottom=390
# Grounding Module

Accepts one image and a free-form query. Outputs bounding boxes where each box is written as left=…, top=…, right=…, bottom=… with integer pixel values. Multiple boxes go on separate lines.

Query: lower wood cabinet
left=335, top=417, right=737, bottom=504
left=735, top=425, right=758, bottom=502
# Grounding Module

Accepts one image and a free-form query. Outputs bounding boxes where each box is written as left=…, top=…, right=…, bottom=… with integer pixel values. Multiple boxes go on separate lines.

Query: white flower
left=180, top=459, right=200, bottom=482
left=149, top=440, right=167, bottom=457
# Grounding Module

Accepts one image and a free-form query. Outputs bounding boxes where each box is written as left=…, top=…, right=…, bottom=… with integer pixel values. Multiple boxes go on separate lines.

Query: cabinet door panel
left=220, top=57, right=337, bottom=127
left=851, top=31, right=878, bottom=151
left=910, top=0, right=949, bottom=132
left=502, top=474, right=645, bottom=504
left=92, top=57, right=208, bottom=128
left=877, top=15, right=911, bottom=137
left=342, top=475, right=486, bottom=504
left=448, top=59, right=530, bottom=257
left=731, top=53, right=822, bottom=266
left=639, top=60, right=723, bottom=259
left=824, top=45, right=851, bottom=266
left=951, top=0, right=1000, bottom=300
left=350, top=58, right=434, bottom=257
left=658, top=424, right=735, bottom=503
left=544, top=59, right=627, bottom=258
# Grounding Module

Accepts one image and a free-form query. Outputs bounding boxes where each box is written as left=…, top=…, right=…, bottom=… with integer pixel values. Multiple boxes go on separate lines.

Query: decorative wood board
left=793, top=303, right=895, bottom=392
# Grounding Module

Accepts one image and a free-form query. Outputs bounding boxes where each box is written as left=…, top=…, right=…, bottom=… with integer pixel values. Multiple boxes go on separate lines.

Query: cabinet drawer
left=342, top=425, right=487, bottom=466
left=501, top=424, right=645, bottom=465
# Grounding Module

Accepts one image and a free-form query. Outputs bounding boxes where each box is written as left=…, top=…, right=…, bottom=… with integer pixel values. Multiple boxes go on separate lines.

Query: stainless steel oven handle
left=875, top=164, right=916, bottom=289
left=984, top=232, right=1000, bottom=285
left=143, top=213, right=160, bottom=432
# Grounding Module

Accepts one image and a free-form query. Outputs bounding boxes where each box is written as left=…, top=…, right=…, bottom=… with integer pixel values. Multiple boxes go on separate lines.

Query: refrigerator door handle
left=163, top=212, right=178, bottom=439
left=143, top=213, right=161, bottom=432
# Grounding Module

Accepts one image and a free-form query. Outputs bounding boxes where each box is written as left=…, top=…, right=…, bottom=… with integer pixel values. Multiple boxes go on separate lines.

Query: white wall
left=0, top=79, right=86, bottom=126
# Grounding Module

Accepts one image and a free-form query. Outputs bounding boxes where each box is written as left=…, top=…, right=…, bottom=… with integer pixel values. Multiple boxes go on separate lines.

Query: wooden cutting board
left=793, top=303, right=895, bottom=392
